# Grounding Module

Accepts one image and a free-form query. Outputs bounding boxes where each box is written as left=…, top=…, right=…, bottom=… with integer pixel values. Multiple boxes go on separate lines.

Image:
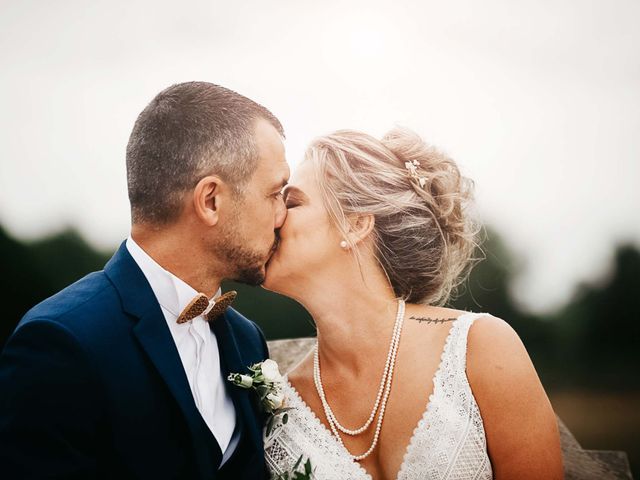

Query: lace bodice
left=264, top=312, right=493, bottom=479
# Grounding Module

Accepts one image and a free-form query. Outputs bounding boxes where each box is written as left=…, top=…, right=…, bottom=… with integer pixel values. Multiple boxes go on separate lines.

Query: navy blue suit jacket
left=0, top=242, right=270, bottom=479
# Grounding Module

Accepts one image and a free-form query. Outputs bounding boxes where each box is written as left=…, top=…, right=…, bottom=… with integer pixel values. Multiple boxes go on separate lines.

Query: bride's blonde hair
left=305, top=127, right=481, bottom=305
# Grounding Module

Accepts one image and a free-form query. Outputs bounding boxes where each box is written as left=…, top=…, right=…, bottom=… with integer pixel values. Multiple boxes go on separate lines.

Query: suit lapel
left=104, top=243, right=222, bottom=476
left=211, top=312, right=263, bottom=455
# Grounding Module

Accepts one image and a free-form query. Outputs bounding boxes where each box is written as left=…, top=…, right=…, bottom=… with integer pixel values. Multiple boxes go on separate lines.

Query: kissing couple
left=0, top=82, right=564, bottom=479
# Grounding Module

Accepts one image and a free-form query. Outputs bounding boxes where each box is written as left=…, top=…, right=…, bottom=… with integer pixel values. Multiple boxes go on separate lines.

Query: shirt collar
left=126, top=236, right=222, bottom=319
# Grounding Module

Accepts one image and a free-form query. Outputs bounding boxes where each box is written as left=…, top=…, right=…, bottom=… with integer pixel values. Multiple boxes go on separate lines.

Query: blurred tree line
left=1, top=224, right=638, bottom=391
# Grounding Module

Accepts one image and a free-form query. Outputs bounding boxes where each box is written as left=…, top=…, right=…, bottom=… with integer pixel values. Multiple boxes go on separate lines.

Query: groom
left=0, top=82, right=289, bottom=478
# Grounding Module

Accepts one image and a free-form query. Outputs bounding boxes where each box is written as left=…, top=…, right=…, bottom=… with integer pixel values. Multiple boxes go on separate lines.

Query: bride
left=261, top=128, right=563, bottom=479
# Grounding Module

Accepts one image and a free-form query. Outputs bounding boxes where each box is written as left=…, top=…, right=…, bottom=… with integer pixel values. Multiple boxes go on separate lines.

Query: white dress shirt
left=126, top=237, right=239, bottom=466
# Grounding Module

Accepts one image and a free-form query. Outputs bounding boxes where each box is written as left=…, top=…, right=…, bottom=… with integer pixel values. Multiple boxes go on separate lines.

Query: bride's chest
left=286, top=373, right=442, bottom=479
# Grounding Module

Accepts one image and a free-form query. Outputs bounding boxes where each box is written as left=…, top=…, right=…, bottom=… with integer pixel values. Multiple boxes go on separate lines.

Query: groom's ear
left=346, top=213, right=375, bottom=246
left=192, top=176, right=226, bottom=226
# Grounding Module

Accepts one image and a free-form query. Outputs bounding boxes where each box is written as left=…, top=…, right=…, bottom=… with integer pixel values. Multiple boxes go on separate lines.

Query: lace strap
left=448, top=313, right=488, bottom=374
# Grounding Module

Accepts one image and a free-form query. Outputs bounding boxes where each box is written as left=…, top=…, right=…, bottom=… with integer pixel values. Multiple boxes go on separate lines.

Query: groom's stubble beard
left=214, top=211, right=279, bottom=287
left=220, top=239, right=269, bottom=286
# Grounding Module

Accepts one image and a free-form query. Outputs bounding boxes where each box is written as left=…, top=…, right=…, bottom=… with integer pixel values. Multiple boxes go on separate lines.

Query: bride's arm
left=466, top=316, right=564, bottom=480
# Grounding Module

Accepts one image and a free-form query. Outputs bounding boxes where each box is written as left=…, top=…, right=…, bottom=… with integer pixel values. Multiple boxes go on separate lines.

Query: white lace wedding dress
left=264, top=312, right=493, bottom=479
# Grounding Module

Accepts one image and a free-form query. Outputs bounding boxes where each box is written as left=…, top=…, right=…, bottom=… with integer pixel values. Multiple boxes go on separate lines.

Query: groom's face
left=216, top=118, right=289, bottom=285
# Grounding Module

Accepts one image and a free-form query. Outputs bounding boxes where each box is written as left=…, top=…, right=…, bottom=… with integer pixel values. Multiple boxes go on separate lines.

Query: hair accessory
left=404, top=160, right=427, bottom=189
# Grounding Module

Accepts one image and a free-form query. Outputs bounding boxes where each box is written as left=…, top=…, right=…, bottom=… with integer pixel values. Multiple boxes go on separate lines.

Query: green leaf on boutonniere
left=228, top=360, right=300, bottom=443
left=256, top=384, right=270, bottom=400
left=266, top=414, right=276, bottom=437
left=272, top=455, right=314, bottom=480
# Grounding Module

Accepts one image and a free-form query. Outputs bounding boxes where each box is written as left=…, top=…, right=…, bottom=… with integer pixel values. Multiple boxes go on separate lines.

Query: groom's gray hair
left=126, top=81, right=284, bottom=224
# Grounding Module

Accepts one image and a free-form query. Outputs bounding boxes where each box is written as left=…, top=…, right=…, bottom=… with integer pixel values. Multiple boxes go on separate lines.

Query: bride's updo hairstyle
left=305, top=128, right=480, bottom=305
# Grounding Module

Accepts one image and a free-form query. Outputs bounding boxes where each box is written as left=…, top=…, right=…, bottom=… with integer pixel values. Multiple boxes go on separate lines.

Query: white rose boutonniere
left=228, top=359, right=315, bottom=479
left=261, top=358, right=283, bottom=383
left=227, top=359, right=292, bottom=436
left=266, top=390, right=285, bottom=410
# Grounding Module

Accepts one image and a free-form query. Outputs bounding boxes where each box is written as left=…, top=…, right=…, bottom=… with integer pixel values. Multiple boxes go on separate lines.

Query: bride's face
left=263, top=161, right=343, bottom=294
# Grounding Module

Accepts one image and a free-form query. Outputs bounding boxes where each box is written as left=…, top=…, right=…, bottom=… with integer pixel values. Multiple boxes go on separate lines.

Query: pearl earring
left=340, top=240, right=348, bottom=249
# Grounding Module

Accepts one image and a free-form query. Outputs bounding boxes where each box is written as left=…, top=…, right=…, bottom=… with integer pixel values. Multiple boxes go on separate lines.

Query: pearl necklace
left=313, top=299, right=405, bottom=460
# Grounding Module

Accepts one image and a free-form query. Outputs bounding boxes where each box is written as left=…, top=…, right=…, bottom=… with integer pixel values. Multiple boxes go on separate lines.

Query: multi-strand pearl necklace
left=313, top=299, right=406, bottom=460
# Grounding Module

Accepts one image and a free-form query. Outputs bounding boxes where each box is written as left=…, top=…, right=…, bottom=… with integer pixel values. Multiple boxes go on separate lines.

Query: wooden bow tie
left=176, top=290, right=237, bottom=324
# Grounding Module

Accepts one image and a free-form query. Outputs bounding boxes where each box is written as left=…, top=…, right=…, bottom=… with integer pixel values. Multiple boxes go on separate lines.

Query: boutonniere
left=227, top=359, right=292, bottom=436
left=228, top=359, right=315, bottom=478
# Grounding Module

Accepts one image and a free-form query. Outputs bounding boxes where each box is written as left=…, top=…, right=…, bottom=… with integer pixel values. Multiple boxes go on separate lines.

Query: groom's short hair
left=126, top=81, right=284, bottom=224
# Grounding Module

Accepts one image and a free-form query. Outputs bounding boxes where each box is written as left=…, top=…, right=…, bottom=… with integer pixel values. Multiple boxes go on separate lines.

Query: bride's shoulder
left=465, top=314, right=542, bottom=402
left=464, top=314, right=563, bottom=476
left=466, top=314, right=528, bottom=371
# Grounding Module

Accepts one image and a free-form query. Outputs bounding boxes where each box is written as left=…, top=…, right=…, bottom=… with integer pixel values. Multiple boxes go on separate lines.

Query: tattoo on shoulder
left=409, top=316, right=457, bottom=325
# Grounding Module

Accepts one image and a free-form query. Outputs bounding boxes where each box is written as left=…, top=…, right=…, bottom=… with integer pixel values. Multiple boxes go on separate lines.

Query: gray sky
left=1, top=0, right=638, bottom=313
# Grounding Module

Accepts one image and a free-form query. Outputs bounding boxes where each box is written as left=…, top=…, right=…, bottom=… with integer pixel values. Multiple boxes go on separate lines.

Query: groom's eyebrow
left=272, top=178, right=288, bottom=192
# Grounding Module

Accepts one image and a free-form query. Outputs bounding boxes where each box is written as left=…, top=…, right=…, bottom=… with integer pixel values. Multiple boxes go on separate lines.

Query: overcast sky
left=0, top=0, right=638, bottom=313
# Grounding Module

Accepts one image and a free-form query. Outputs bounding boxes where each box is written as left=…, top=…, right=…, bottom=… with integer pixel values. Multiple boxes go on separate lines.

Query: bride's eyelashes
left=282, top=186, right=308, bottom=209
left=284, top=194, right=305, bottom=209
